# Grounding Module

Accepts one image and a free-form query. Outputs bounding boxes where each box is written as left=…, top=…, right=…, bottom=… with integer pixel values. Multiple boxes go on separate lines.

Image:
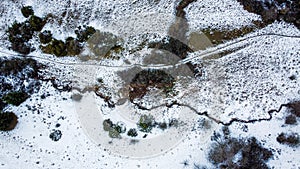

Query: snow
left=0, top=0, right=300, bottom=169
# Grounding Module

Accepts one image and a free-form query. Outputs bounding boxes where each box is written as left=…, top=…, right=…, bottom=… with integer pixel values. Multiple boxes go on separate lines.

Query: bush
left=21, top=6, right=34, bottom=18
left=2, top=91, right=29, bottom=106
left=7, top=22, right=34, bottom=55
left=127, top=128, right=138, bottom=137
left=277, top=133, right=299, bottom=147
left=208, top=129, right=273, bottom=169
left=103, top=119, right=126, bottom=139
left=287, top=101, right=300, bottom=117
left=75, top=26, right=96, bottom=42
left=65, top=37, right=82, bottom=56
left=41, top=39, right=67, bottom=57
left=137, top=114, right=155, bottom=133
left=0, top=112, right=18, bottom=131
left=49, top=130, right=62, bottom=141
left=103, top=119, right=113, bottom=131
left=29, top=15, right=45, bottom=31
left=39, top=30, right=52, bottom=44
left=129, top=69, right=175, bottom=101
left=285, top=114, right=297, bottom=125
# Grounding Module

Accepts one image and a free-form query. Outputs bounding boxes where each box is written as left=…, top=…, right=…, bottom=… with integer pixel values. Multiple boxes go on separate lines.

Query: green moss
left=39, top=30, right=52, bottom=44
left=2, top=91, right=29, bottom=106
left=0, top=112, right=18, bottom=131
left=21, top=6, right=34, bottom=18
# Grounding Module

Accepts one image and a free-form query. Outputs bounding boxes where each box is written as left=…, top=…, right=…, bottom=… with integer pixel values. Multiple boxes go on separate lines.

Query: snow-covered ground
left=0, top=0, right=300, bottom=169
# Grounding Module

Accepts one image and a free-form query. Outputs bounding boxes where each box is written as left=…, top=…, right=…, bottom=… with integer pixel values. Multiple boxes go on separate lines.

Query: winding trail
left=0, top=33, right=299, bottom=69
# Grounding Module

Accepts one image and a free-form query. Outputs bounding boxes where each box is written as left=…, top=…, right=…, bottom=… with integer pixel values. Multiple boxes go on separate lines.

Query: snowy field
left=0, top=0, right=299, bottom=169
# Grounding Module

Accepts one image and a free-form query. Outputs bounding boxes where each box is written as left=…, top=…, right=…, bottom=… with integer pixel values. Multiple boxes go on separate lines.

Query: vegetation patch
left=129, top=69, right=175, bottom=102
left=103, top=119, right=126, bottom=139
left=7, top=6, right=96, bottom=56
left=103, top=115, right=179, bottom=139
left=41, top=39, right=68, bottom=57
left=208, top=127, right=273, bottom=169
left=137, top=114, right=155, bottom=133
left=277, top=132, right=299, bottom=147
left=0, top=112, right=18, bottom=131
left=287, top=101, right=300, bottom=117
left=21, top=6, right=34, bottom=18
left=238, top=0, right=300, bottom=28
left=127, top=128, right=138, bottom=137
left=2, top=91, right=29, bottom=106
left=75, top=26, right=96, bottom=42
left=7, top=6, right=46, bottom=55
left=7, top=21, right=35, bottom=54
left=41, top=26, right=96, bottom=57
left=49, top=129, right=62, bottom=141
left=39, top=30, right=52, bottom=44
left=29, top=15, right=46, bottom=32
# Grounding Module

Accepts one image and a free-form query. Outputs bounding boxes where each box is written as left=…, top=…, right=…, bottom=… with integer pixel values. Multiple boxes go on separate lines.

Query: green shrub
left=41, top=39, right=67, bottom=57
left=127, top=128, right=138, bottom=137
left=39, top=30, right=52, bottom=44
left=137, top=114, right=155, bottom=133
left=2, top=91, right=29, bottom=106
left=75, top=26, right=96, bottom=42
left=65, top=37, right=82, bottom=56
left=21, top=6, right=34, bottom=18
left=29, top=15, right=45, bottom=31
